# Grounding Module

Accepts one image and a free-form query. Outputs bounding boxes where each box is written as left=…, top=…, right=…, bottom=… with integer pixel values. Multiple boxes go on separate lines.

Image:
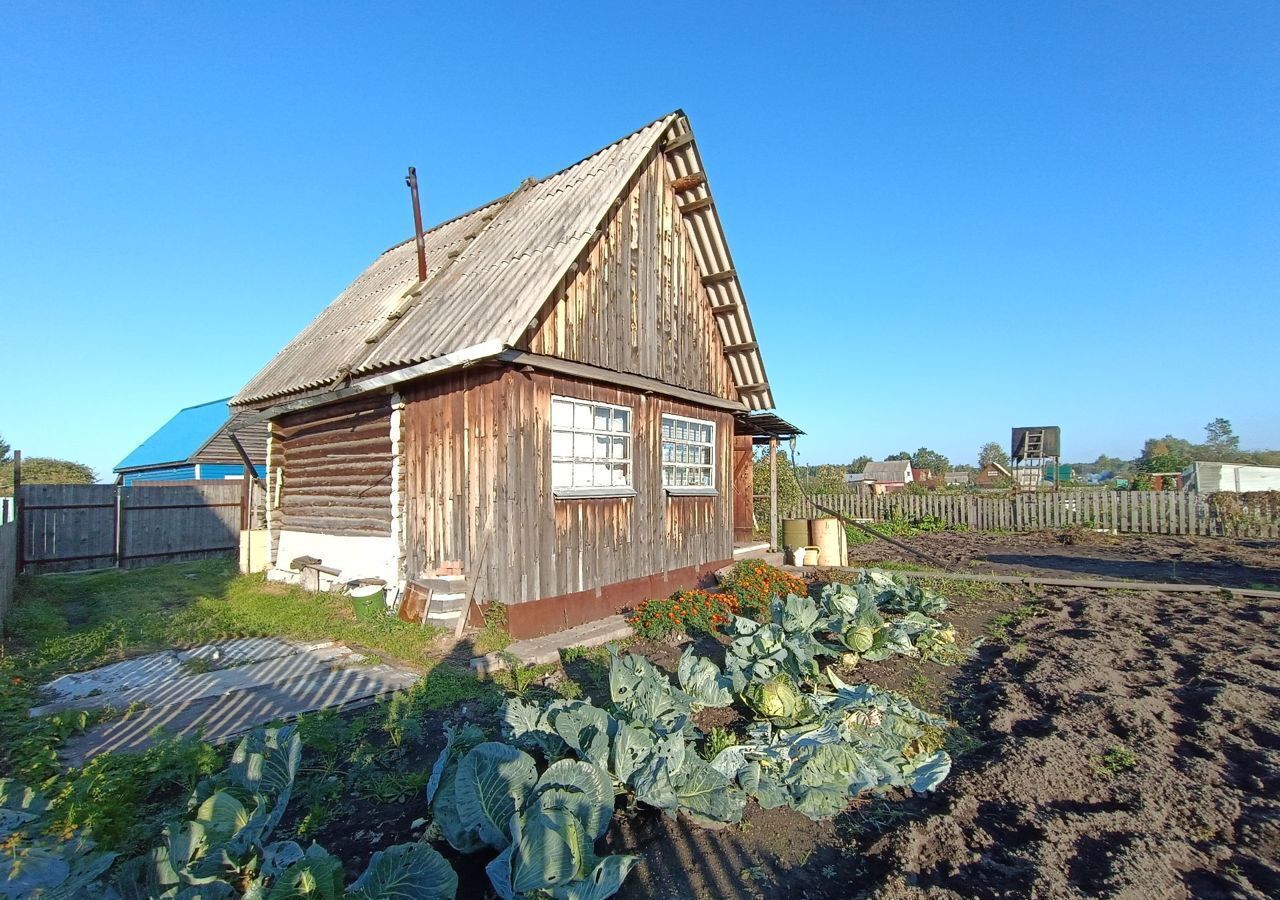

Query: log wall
left=272, top=395, right=393, bottom=537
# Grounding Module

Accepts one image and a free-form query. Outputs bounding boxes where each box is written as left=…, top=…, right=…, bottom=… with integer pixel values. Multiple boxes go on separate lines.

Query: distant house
left=973, top=461, right=1012, bottom=487
left=114, top=398, right=267, bottom=486
left=943, top=471, right=971, bottom=486
left=229, top=112, right=796, bottom=638
left=861, top=460, right=913, bottom=494
left=1182, top=462, right=1280, bottom=493
left=843, top=473, right=864, bottom=485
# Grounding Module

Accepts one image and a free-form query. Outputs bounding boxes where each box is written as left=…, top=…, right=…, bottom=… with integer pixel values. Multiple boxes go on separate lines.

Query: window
left=551, top=396, right=633, bottom=497
left=661, top=414, right=717, bottom=494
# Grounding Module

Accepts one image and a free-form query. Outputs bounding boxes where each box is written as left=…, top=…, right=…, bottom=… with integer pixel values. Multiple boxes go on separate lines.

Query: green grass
left=5, top=561, right=449, bottom=677
left=0, top=560, right=479, bottom=857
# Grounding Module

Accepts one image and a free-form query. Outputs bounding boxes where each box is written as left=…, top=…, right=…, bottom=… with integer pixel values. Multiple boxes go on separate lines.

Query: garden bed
left=846, top=528, right=1280, bottom=588
left=4, top=558, right=1278, bottom=898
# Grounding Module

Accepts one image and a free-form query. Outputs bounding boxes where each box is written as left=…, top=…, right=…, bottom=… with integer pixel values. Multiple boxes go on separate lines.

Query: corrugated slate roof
left=232, top=111, right=773, bottom=410
left=115, top=399, right=241, bottom=472
left=862, top=460, right=912, bottom=483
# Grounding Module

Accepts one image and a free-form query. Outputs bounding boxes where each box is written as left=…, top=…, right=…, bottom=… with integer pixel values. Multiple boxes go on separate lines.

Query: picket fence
left=783, top=490, right=1280, bottom=539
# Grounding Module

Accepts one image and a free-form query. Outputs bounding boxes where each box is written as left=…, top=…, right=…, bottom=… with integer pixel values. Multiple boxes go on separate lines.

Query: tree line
left=789, top=418, right=1278, bottom=490
left=0, top=433, right=98, bottom=495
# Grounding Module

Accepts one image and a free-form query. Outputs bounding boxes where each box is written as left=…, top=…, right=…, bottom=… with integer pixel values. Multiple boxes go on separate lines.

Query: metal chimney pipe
left=405, top=166, right=427, bottom=283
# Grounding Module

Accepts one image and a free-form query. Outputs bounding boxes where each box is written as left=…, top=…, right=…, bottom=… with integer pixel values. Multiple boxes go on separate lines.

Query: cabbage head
left=742, top=674, right=810, bottom=726
left=841, top=625, right=878, bottom=653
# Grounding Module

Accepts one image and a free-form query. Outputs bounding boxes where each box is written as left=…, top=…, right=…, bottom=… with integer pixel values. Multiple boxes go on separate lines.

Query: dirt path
left=847, top=530, right=1280, bottom=588
left=864, top=586, right=1280, bottom=899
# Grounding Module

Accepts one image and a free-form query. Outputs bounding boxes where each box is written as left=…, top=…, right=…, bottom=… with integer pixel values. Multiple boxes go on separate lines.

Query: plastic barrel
left=349, top=584, right=386, bottom=621
left=782, top=518, right=810, bottom=554
left=811, top=518, right=844, bottom=566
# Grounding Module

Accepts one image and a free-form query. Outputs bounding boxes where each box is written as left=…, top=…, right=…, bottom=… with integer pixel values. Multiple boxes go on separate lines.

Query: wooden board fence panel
left=19, top=484, right=118, bottom=573
left=120, top=481, right=243, bottom=568
left=0, top=521, right=15, bottom=635
left=784, top=490, right=1280, bottom=539
left=17, top=482, right=244, bottom=574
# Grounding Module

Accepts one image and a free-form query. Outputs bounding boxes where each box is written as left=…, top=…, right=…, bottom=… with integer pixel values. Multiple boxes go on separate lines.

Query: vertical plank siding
left=402, top=367, right=734, bottom=611
left=524, top=150, right=738, bottom=402
left=784, top=491, right=1280, bottom=538
left=273, top=395, right=394, bottom=537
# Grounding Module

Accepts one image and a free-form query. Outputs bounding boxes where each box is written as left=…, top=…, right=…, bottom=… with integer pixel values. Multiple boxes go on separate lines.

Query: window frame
left=549, top=395, right=636, bottom=499
left=660, top=412, right=719, bottom=497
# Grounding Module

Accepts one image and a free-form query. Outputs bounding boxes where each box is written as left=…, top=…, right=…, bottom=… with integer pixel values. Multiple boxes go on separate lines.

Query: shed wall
left=523, top=151, right=738, bottom=402
left=272, top=395, right=393, bottom=537
left=401, top=367, right=734, bottom=634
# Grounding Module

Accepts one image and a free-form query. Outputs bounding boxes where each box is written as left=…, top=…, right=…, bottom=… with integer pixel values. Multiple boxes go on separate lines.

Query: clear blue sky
left=3, top=2, right=1277, bottom=480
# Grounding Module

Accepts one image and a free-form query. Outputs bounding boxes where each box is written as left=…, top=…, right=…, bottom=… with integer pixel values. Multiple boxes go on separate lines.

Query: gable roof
left=232, top=111, right=772, bottom=411
left=115, top=399, right=268, bottom=473
left=862, top=460, right=912, bottom=482
left=192, top=410, right=269, bottom=466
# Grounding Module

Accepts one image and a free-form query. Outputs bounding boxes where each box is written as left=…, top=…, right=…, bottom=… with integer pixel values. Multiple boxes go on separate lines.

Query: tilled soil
left=865, top=586, right=1280, bottom=899
left=847, top=530, right=1280, bottom=588
left=293, top=573, right=1280, bottom=899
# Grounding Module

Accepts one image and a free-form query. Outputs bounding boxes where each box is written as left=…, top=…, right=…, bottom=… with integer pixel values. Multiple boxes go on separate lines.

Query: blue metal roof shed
left=114, top=398, right=267, bottom=485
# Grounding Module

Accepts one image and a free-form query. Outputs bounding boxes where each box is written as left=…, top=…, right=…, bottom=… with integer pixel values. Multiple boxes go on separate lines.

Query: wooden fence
left=783, top=490, right=1280, bottom=539
left=0, top=520, right=15, bottom=634
left=16, top=481, right=249, bottom=574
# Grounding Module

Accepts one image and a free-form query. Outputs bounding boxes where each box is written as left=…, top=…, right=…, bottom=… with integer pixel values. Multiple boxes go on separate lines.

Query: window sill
left=553, top=487, right=637, bottom=500
left=664, top=486, right=719, bottom=497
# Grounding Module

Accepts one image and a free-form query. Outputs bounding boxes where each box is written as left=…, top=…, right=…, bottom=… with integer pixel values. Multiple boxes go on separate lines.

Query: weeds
left=492, top=655, right=557, bottom=698
left=1096, top=745, right=1139, bottom=775
left=987, top=602, right=1042, bottom=643
left=46, top=735, right=220, bottom=856
left=700, top=726, right=739, bottom=761
left=473, top=603, right=511, bottom=655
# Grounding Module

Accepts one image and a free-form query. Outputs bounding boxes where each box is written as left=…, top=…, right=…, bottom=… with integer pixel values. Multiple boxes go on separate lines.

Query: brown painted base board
left=476, top=558, right=734, bottom=640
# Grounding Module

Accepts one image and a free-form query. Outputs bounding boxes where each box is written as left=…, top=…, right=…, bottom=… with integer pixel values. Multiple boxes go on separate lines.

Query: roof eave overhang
left=230, top=339, right=509, bottom=430
left=659, top=116, right=774, bottom=412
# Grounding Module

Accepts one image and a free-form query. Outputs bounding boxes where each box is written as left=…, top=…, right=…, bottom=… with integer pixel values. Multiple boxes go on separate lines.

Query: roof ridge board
left=367, top=111, right=680, bottom=264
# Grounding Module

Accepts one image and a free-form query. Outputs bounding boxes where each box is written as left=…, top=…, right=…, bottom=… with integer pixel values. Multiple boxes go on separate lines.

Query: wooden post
left=12, top=451, right=22, bottom=574
left=769, top=438, right=778, bottom=551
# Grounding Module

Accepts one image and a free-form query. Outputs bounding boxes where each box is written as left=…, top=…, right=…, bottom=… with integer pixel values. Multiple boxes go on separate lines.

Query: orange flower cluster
left=627, top=588, right=740, bottom=641
left=718, top=559, right=808, bottom=621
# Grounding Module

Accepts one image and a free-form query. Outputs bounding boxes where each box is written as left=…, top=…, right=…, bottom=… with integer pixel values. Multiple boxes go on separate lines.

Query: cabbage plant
left=723, top=594, right=832, bottom=692
left=819, top=576, right=969, bottom=666
left=710, top=674, right=952, bottom=821
left=740, top=674, right=812, bottom=727
left=0, top=779, right=116, bottom=899
left=108, top=726, right=459, bottom=900
left=501, top=648, right=748, bottom=828
left=427, top=737, right=635, bottom=899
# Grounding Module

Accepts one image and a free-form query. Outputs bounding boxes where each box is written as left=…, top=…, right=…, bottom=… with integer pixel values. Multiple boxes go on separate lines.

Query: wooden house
left=230, top=112, right=799, bottom=638
left=860, top=460, right=913, bottom=495
left=114, top=398, right=267, bottom=486
left=974, top=461, right=1013, bottom=487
